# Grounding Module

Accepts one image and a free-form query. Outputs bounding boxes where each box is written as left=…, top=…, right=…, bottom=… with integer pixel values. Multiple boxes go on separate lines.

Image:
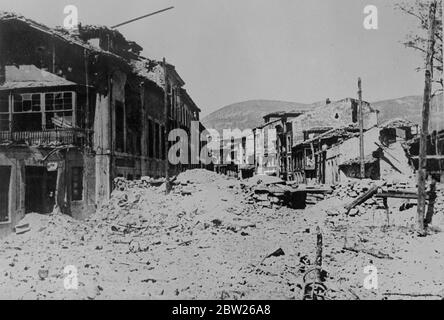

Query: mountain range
left=202, top=94, right=443, bottom=132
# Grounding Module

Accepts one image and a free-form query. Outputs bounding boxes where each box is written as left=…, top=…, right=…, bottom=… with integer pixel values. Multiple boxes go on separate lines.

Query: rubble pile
left=91, top=170, right=255, bottom=240
left=0, top=169, right=443, bottom=300
left=112, top=176, right=165, bottom=191
left=248, top=186, right=289, bottom=209
left=330, top=179, right=376, bottom=200
left=238, top=175, right=286, bottom=209
left=241, top=175, right=328, bottom=209
left=320, top=178, right=425, bottom=217
left=0, top=169, right=263, bottom=299
left=305, top=192, right=327, bottom=206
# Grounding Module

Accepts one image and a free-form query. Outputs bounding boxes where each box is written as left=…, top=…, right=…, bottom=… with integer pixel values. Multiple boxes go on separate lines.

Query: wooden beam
left=411, top=155, right=444, bottom=160
left=344, top=184, right=382, bottom=212
left=358, top=78, right=365, bottom=179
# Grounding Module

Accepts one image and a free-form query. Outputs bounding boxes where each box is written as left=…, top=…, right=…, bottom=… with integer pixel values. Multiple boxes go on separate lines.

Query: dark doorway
left=0, top=166, right=11, bottom=222
left=25, top=166, right=57, bottom=214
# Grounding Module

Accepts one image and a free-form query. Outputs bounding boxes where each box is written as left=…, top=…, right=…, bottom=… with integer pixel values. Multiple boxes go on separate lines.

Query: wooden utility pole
left=163, top=58, right=171, bottom=194
left=358, top=78, right=365, bottom=179
left=417, top=0, right=437, bottom=235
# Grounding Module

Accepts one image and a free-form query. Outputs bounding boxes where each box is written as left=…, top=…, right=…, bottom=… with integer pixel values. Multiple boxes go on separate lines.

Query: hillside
left=201, top=100, right=320, bottom=132
left=373, top=94, right=443, bottom=131
left=202, top=95, right=443, bottom=132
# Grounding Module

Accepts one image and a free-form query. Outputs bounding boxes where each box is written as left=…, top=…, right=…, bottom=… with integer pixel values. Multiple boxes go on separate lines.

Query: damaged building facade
left=247, top=98, right=378, bottom=181
left=330, top=119, right=417, bottom=183
left=0, top=12, right=203, bottom=237
left=290, top=98, right=378, bottom=183
left=253, top=111, right=307, bottom=177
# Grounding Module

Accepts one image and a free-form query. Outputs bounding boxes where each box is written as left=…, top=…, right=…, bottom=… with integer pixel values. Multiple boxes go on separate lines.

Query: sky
left=1, top=0, right=427, bottom=116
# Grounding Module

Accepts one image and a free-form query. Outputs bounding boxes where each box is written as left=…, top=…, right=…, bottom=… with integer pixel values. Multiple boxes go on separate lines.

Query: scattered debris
left=0, top=169, right=442, bottom=300
left=342, top=246, right=394, bottom=260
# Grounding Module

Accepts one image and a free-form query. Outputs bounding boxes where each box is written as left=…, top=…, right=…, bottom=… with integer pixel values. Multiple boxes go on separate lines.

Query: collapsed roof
left=0, top=65, right=77, bottom=90
left=0, top=11, right=190, bottom=94
left=379, top=118, right=416, bottom=129
left=295, top=124, right=360, bottom=147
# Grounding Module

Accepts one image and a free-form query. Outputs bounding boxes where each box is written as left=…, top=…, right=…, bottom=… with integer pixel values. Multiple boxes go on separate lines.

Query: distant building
left=253, top=111, right=307, bottom=178
left=290, top=98, right=379, bottom=183
left=292, top=125, right=360, bottom=184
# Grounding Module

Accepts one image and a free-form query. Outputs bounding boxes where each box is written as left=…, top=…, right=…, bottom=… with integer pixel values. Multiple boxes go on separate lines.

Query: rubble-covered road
left=1, top=169, right=443, bottom=300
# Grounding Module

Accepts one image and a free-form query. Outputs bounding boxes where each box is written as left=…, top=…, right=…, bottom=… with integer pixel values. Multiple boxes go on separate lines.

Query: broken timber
left=343, top=246, right=394, bottom=260
left=344, top=183, right=383, bottom=214
left=303, top=226, right=327, bottom=300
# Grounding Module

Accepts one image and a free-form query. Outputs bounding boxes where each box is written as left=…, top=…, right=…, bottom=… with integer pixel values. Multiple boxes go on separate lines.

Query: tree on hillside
left=396, top=0, right=443, bottom=96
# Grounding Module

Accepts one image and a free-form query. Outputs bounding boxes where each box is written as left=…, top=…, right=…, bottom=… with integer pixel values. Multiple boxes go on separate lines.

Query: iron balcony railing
left=0, top=128, right=92, bottom=147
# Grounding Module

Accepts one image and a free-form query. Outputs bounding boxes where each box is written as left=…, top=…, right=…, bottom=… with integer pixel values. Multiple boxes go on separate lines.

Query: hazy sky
left=2, top=0, right=426, bottom=116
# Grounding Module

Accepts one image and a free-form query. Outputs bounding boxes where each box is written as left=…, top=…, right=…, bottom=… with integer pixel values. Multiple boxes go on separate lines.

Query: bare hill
left=373, top=94, right=443, bottom=131
left=201, top=100, right=319, bottom=131
left=202, top=95, right=443, bottom=132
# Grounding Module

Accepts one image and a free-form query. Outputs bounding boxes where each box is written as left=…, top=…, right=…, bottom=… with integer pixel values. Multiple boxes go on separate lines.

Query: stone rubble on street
left=1, top=169, right=443, bottom=300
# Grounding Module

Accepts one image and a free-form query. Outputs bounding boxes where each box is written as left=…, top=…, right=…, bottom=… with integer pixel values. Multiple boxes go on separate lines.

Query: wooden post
left=384, top=197, right=390, bottom=228
left=84, top=48, right=90, bottom=147
left=315, top=226, right=323, bottom=282
left=253, top=128, right=257, bottom=173
left=163, top=58, right=170, bottom=194
left=424, top=178, right=436, bottom=227
left=358, top=78, right=365, bottom=179
left=417, top=0, right=437, bottom=235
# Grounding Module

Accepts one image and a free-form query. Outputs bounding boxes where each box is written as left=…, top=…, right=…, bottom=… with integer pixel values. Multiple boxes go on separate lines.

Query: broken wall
left=336, top=126, right=380, bottom=165
left=339, top=162, right=380, bottom=180
left=94, top=92, right=111, bottom=206
left=378, top=141, right=414, bottom=181
left=292, top=99, right=378, bottom=146
left=0, top=153, right=24, bottom=238
left=0, top=147, right=95, bottom=237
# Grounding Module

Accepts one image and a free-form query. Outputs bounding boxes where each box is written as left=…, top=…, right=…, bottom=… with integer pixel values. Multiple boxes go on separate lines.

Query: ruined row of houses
left=223, top=97, right=444, bottom=185
left=0, top=12, right=206, bottom=237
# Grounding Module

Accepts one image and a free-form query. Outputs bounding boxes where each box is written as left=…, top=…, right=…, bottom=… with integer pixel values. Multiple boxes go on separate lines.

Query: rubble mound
left=175, top=169, right=229, bottom=185
left=1, top=169, right=443, bottom=300
left=90, top=169, right=255, bottom=243
left=244, top=175, right=284, bottom=187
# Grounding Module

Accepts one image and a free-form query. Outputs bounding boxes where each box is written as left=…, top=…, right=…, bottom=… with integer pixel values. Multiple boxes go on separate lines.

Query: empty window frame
left=155, top=122, right=160, bottom=159
left=10, top=91, right=75, bottom=131
left=148, top=119, right=154, bottom=158
left=0, top=93, right=9, bottom=131
left=115, top=101, right=125, bottom=152
left=172, top=88, right=177, bottom=120
left=12, top=93, right=42, bottom=131
left=71, top=167, right=83, bottom=201
left=160, top=125, right=165, bottom=160
left=168, top=84, right=173, bottom=118
left=44, top=92, right=74, bottom=129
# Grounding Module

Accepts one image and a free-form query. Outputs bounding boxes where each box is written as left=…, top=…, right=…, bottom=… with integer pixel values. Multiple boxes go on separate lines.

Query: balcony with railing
left=0, top=128, right=92, bottom=147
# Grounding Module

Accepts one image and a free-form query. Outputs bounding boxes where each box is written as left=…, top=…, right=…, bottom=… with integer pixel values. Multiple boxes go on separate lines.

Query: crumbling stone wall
left=0, top=154, right=24, bottom=238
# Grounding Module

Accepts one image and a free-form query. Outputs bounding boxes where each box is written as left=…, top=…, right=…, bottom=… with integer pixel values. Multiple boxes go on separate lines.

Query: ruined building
left=0, top=12, right=203, bottom=237
left=291, top=98, right=378, bottom=183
